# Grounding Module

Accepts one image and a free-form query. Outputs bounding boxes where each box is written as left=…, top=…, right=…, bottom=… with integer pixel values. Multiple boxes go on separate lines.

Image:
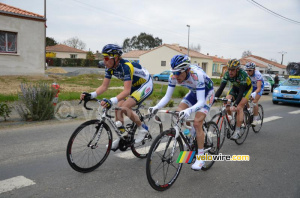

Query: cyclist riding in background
left=80, top=44, right=153, bottom=150
left=214, top=59, right=253, bottom=140
left=148, top=55, right=215, bottom=171
left=245, top=62, right=264, bottom=125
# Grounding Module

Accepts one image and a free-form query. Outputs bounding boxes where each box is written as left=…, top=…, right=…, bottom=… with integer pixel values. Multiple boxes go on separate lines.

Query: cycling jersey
left=222, top=69, right=252, bottom=89
left=249, top=70, right=264, bottom=95
left=156, top=65, right=215, bottom=115
left=105, top=59, right=153, bottom=104
left=105, top=59, right=150, bottom=87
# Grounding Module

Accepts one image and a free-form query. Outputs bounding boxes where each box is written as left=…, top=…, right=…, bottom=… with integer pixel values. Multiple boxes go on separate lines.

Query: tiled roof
left=123, top=50, right=148, bottom=58
left=141, top=44, right=212, bottom=59
left=46, top=44, right=87, bottom=53
left=0, top=3, right=44, bottom=19
left=248, top=55, right=286, bottom=69
left=240, top=58, right=267, bottom=68
left=209, top=56, right=229, bottom=64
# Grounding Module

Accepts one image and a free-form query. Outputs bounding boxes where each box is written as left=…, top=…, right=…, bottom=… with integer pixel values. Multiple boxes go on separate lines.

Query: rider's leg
left=115, top=100, right=126, bottom=124
left=226, top=94, right=234, bottom=116
left=252, top=94, right=261, bottom=117
left=236, top=97, right=248, bottom=128
left=119, top=97, right=141, bottom=126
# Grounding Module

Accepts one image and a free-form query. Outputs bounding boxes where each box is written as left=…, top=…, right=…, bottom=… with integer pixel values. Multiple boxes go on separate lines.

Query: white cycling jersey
left=155, top=65, right=214, bottom=114
left=249, top=70, right=264, bottom=89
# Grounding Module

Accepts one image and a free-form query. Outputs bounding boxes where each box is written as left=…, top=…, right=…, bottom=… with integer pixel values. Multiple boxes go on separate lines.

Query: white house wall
left=139, top=46, right=213, bottom=77
left=54, top=51, right=86, bottom=59
left=0, top=15, right=45, bottom=76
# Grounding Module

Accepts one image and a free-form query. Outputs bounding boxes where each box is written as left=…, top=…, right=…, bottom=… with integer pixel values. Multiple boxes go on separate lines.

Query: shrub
left=166, top=99, right=174, bottom=107
left=150, top=97, right=158, bottom=107
left=0, top=103, right=11, bottom=121
left=15, top=82, right=57, bottom=121
left=177, top=86, right=188, bottom=97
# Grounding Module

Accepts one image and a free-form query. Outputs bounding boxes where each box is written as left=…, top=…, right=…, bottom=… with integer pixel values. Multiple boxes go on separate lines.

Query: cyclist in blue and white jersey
left=148, top=55, right=215, bottom=171
left=81, top=44, right=153, bottom=150
left=245, top=62, right=264, bottom=125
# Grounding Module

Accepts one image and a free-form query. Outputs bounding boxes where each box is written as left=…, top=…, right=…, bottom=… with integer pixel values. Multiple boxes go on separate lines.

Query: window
left=70, top=54, right=77, bottom=58
left=0, top=31, right=17, bottom=53
left=161, top=61, right=166, bottom=66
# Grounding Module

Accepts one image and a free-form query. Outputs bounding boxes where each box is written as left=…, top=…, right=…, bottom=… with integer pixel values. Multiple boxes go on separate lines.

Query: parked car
left=262, top=76, right=271, bottom=95
left=98, top=61, right=105, bottom=68
left=272, top=76, right=300, bottom=104
left=263, top=74, right=275, bottom=92
left=153, top=70, right=171, bottom=81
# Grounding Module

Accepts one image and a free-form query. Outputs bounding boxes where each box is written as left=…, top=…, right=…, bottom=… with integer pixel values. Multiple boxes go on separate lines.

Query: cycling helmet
left=227, top=59, right=240, bottom=69
left=245, top=62, right=256, bottom=70
left=102, top=44, right=123, bottom=56
left=170, top=55, right=190, bottom=71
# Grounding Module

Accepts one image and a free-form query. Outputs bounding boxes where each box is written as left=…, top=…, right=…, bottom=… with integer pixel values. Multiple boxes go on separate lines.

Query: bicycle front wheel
left=131, top=114, right=163, bottom=159
left=211, top=114, right=226, bottom=150
left=66, top=120, right=112, bottom=173
left=235, top=110, right=250, bottom=145
left=252, top=104, right=264, bottom=133
left=146, top=129, right=183, bottom=191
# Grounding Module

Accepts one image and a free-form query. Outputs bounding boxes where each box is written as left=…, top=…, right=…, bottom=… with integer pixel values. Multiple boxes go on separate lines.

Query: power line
left=246, top=0, right=300, bottom=25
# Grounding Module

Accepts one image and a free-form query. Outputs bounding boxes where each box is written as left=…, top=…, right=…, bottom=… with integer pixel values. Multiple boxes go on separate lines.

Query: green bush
left=0, top=103, right=11, bottom=121
left=15, top=83, right=57, bottom=121
left=177, top=86, right=188, bottom=97
left=166, top=99, right=174, bottom=107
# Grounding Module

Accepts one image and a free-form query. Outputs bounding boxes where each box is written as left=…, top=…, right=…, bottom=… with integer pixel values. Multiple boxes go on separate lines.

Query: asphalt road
left=0, top=99, right=299, bottom=198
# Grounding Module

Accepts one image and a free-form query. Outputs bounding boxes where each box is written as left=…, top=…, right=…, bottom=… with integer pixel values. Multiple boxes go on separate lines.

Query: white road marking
left=0, top=176, right=35, bottom=194
left=289, top=110, right=300, bottom=114
left=263, top=116, right=282, bottom=123
left=115, top=142, right=168, bottom=159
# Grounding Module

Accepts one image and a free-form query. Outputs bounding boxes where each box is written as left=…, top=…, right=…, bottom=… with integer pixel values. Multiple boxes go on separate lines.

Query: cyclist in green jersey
left=215, top=59, right=253, bottom=139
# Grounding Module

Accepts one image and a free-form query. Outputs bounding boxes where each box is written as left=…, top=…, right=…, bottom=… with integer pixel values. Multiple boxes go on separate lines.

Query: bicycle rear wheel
left=235, top=110, right=250, bottom=145
left=211, top=114, right=226, bottom=149
left=202, top=121, right=220, bottom=171
left=131, top=115, right=163, bottom=159
left=252, top=104, right=264, bottom=133
left=66, top=120, right=112, bottom=173
left=146, top=129, right=183, bottom=191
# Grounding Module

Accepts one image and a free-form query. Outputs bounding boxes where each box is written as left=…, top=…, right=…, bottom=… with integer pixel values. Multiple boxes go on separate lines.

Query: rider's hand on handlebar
left=148, top=106, right=159, bottom=115
left=101, top=98, right=113, bottom=109
left=179, top=109, right=191, bottom=120
left=81, top=92, right=91, bottom=101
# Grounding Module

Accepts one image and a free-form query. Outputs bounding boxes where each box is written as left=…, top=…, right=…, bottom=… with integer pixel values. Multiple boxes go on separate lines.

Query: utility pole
left=187, top=25, right=190, bottom=57
left=278, top=51, right=287, bottom=65
left=44, top=0, right=47, bottom=69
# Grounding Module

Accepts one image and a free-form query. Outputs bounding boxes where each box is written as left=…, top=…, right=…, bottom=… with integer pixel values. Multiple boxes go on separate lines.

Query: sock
left=236, top=127, right=240, bottom=132
left=198, top=149, right=204, bottom=156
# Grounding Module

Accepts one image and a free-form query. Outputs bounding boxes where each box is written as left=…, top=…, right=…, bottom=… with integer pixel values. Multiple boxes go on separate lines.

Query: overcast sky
left=2, top=0, right=300, bottom=65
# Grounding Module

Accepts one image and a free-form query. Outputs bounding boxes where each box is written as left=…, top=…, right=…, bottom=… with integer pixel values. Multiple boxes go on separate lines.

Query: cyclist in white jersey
left=148, top=55, right=215, bottom=171
left=245, top=62, right=264, bottom=125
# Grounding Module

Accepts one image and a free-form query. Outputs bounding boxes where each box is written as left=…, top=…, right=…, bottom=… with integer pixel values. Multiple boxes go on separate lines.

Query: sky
left=2, top=0, right=300, bottom=65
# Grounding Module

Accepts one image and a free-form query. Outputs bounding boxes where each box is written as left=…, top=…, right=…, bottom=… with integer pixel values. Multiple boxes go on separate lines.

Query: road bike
left=245, top=99, right=264, bottom=133
left=146, top=110, right=220, bottom=191
left=66, top=98, right=163, bottom=173
left=211, top=98, right=250, bottom=149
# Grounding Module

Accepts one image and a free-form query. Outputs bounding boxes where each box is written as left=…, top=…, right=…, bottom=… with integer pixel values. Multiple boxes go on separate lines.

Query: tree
left=63, top=37, right=86, bottom=50
left=122, top=32, right=162, bottom=52
left=86, top=51, right=95, bottom=60
left=190, top=43, right=201, bottom=52
left=46, top=37, right=57, bottom=46
left=242, top=50, right=252, bottom=58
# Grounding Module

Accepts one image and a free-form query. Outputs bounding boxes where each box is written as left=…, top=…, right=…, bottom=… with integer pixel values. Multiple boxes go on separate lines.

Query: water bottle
left=116, top=121, right=125, bottom=134
left=183, top=129, right=191, bottom=143
left=142, top=124, right=149, bottom=131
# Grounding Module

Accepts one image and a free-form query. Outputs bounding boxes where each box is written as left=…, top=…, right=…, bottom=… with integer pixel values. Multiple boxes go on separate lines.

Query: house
left=46, top=44, right=87, bottom=59
left=245, top=55, right=287, bottom=75
left=209, top=55, right=229, bottom=77
left=138, top=44, right=213, bottom=76
left=122, top=50, right=148, bottom=64
left=0, top=3, right=46, bottom=76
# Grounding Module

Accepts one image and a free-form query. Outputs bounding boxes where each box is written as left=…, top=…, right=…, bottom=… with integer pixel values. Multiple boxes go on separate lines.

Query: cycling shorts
left=227, top=86, right=253, bottom=101
left=252, top=87, right=264, bottom=96
left=181, top=89, right=215, bottom=115
left=128, top=76, right=153, bottom=105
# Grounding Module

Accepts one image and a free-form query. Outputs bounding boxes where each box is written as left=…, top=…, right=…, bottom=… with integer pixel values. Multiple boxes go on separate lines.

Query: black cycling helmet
left=102, top=44, right=123, bottom=56
left=227, top=59, right=240, bottom=70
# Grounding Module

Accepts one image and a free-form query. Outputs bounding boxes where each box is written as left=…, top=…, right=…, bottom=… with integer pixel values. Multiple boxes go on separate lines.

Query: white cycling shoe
left=231, top=131, right=240, bottom=140
left=251, top=119, right=261, bottom=126
left=135, top=127, right=149, bottom=144
left=191, top=158, right=205, bottom=171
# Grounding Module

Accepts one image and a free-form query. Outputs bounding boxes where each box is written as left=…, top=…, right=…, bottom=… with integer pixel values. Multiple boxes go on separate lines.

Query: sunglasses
left=172, top=71, right=183, bottom=76
left=246, top=70, right=253, bottom=72
left=103, top=56, right=114, bottom=61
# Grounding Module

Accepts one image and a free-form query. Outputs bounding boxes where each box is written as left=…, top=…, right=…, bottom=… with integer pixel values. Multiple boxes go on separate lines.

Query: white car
left=263, top=76, right=271, bottom=95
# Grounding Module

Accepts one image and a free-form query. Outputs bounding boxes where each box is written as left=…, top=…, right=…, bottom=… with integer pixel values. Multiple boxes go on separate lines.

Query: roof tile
left=46, top=44, right=87, bottom=53
left=0, top=3, right=44, bottom=18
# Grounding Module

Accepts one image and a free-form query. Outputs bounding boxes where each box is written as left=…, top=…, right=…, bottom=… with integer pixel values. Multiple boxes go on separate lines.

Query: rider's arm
left=155, top=85, right=175, bottom=109
left=215, top=81, right=227, bottom=98
left=234, top=84, right=247, bottom=106
left=255, top=80, right=262, bottom=93
left=186, top=89, right=206, bottom=113
left=114, top=80, right=131, bottom=102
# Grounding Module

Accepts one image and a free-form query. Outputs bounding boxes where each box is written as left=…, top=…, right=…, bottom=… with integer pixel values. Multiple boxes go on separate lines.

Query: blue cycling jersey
left=249, top=70, right=264, bottom=90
